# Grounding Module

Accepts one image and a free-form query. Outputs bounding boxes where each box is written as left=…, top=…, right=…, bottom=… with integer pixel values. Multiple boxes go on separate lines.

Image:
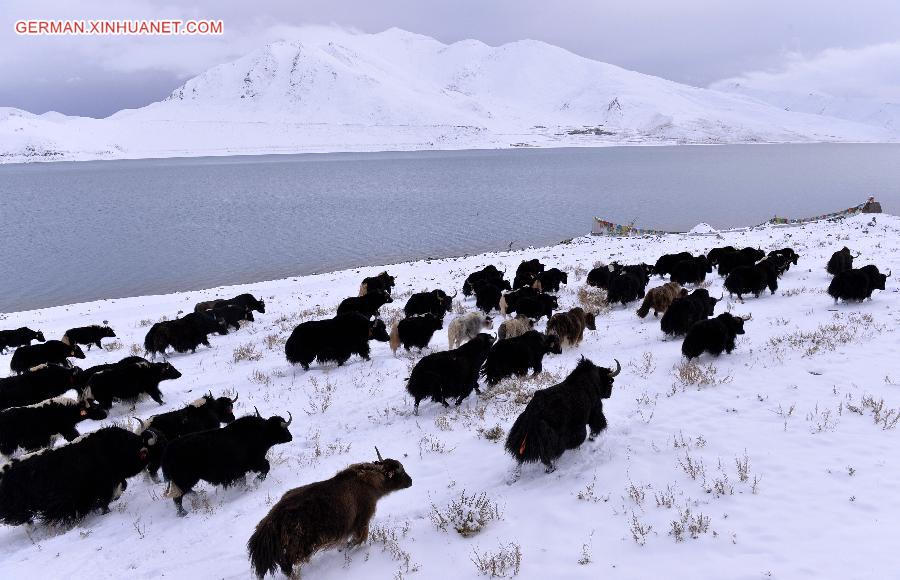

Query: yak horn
left=610, top=359, right=621, bottom=377
left=887, top=270, right=892, bottom=277
left=740, top=313, right=753, bottom=321
left=145, top=430, right=158, bottom=446
left=852, top=252, right=861, bottom=258
left=282, top=411, right=293, bottom=428
left=451, top=290, right=458, bottom=298
left=231, top=392, right=239, bottom=403
left=132, top=416, right=147, bottom=431
left=254, top=406, right=261, bottom=417
left=375, top=446, right=384, bottom=462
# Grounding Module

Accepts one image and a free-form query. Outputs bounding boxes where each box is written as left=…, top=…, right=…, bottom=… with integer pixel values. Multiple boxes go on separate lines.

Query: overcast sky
left=3, top=0, right=899, bottom=117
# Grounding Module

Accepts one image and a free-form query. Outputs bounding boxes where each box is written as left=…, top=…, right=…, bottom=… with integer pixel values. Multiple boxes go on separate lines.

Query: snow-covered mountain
left=1, top=27, right=896, bottom=163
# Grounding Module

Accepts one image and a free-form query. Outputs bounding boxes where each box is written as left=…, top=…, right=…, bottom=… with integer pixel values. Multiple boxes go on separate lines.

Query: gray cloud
left=3, top=0, right=899, bottom=117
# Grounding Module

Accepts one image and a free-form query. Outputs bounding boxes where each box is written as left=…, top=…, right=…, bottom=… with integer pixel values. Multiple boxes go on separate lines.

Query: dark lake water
left=2, top=144, right=899, bottom=313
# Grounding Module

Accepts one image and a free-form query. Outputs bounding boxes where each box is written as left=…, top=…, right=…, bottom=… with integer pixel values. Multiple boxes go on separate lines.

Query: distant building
left=862, top=196, right=883, bottom=214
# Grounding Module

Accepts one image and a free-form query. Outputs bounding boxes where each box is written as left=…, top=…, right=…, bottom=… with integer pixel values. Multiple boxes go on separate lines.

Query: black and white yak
left=0, top=396, right=108, bottom=456
left=82, top=361, right=182, bottom=410
left=389, top=314, right=443, bottom=352
left=10, top=340, right=85, bottom=374
left=0, top=364, right=84, bottom=411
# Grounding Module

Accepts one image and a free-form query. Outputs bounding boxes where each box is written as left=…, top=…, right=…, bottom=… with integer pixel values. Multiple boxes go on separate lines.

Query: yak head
left=434, top=289, right=454, bottom=312
left=572, top=357, right=621, bottom=399
left=724, top=313, right=750, bottom=335
left=374, top=290, right=394, bottom=306
left=70, top=344, right=86, bottom=359
left=369, top=319, right=390, bottom=342
left=543, top=333, right=563, bottom=355
left=244, top=294, right=266, bottom=313
left=137, top=428, right=165, bottom=466
left=79, top=397, right=109, bottom=421
left=584, top=312, right=597, bottom=331
left=156, top=362, right=183, bottom=381
left=378, top=272, right=396, bottom=288
left=698, top=256, right=712, bottom=273
left=482, top=316, right=494, bottom=329
left=373, top=447, right=413, bottom=491
left=426, top=314, right=444, bottom=332
left=263, top=411, right=294, bottom=444
left=34, top=330, right=47, bottom=342
left=212, top=391, right=238, bottom=423
left=100, top=326, right=117, bottom=339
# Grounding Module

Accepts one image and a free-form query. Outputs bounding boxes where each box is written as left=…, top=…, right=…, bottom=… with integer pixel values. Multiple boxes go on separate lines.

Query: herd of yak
left=0, top=242, right=889, bottom=578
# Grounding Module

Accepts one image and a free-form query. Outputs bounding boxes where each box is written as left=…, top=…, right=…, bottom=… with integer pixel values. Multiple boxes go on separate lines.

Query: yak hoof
left=544, top=463, right=557, bottom=474
left=176, top=509, right=188, bottom=518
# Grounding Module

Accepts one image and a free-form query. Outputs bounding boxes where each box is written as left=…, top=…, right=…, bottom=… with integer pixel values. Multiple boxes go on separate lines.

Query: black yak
left=211, top=304, right=255, bottom=331
left=10, top=340, right=85, bottom=374
left=827, top=247, right=858, bottom=276
left=0, top=327, right=46, bottom=354
left=621, top=263, right=654, bottom=285
left=497, top=316, right=535, bottom=340
left=134, top=391, right=238, bottom=479
left=62, top=325, right=116, bottom=350
left=336, top=290, right=393, bottom=319
left=505, top=358, right=620, bottom=473
left=403, top=289, right=453, bottom=319
left=195, top=293, right=266, bottom=314
left=538, top=268, right=568, bottom=292
left=0, top=364, right=84, bottom=411
left=499, top=286, right=542, bottom=315
left=285, top=313, right=389, bottom=370
left=654, top=252, right=694, bottom=278
left=660, top=289, right=720, bottom=337
left=447, top=312, right=493, bottom=348
left=0, top=426, right=159, bottom=525
left=82, top=361, right=182, bottom=410
left=706, top=246, right=737, bottom=267
left=724, top=264, right=779, bottom=299
left=247, top=448, right=412, bottom=579
left=406, top=333, right=493, bottom=412
left=768, top=248, right=799, bottom=267
left=144, top=313, right=226, bottom=357
left=161, top=410, right=293, bottom=516
left=827, top=265, right=890, bottom=302
left=0, top=396, right=108, bottom=456
left=463, top=265, right=509, bottom=296
left=389, top=314, right=443, bottom=352
left=717, top=247, right=765, bottom=277
left=637, top=282, right=688, bottom=318
left=358, top=272, right=396, bottom=297
left=606, top=272, right=647, bottom=306
left=72, top=356, right=149, bottom=391
left=473, top=281, right=503, bottom=314
left=507, top=293, right=558, bottom=321
left=671, top=256, right=712, bottom=286
left=586, top=263, right=620, bottom=289
left=481, top=331, right=562, bottom=386
left=513, top=259, right=545, bottom=289
left=546, top=307, right=596, bottom=348
left=682, top=313, right=751, bottom=359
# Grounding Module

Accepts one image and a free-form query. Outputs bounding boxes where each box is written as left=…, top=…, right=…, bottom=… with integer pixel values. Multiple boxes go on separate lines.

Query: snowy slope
left=2, top=27, right=897, bottom=163
left=1, top=213, right=899, bottom=578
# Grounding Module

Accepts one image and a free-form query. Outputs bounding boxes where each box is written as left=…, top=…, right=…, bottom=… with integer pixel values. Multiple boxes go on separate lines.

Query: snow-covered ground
left=1, top=213, right=898, bottom=579
left=2, top=27, right=897, bottom=164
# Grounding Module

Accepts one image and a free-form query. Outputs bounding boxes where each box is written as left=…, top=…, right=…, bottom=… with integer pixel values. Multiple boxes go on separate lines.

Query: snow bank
left=1, top=214, right=899, bottom=579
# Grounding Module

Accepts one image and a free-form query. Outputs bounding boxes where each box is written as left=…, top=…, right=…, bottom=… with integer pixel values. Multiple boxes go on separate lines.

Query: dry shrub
left=103, top=340, right=123, bottom=352
left=767, top=312, right=884, bottom=358
left=430, top=491, right=503, bottom=537
left=577, top=286, right=611, bottom=316
left=671, top=359, right=732, bottom=391
left=471, top=543, right=522, bottom=578
left=232, top=343, right=262, bottom=363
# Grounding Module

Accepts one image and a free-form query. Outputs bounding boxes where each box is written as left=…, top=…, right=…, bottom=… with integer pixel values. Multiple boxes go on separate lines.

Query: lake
left=2, top=144, right=898, bottom=313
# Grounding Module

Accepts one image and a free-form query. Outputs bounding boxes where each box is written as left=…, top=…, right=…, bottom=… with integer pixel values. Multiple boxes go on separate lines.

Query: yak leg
left=255, top=458, right=271, bottom=480
left=174, top=496, right=188, bottom=517
left=532, top=361, right=542, bottom=375
left=544, top=460, right=557, bottom=474
left=61, top=426, right=80, bottom=442
left=95, top=341, right=103, bottom=350
left=148, top=386, right=165, bottom=405
left=588, top=407, right=608, bottom=440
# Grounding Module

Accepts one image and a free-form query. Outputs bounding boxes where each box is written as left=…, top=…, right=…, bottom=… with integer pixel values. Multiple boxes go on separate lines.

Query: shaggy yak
left=247, top=448, right=412, bottom=579
left=406, top=333, right=494, bottom=412
left=389, top=314, right=443, bottom=352
left=0, top=396, right=108, bottom=456
left=546, top=307, right=596, bottom=348
left=62, top=325, right=117, bottom=351
left=606, top=272, right=647, bottom=306
left=497, top=315, right=535, bottom=340
left=506, top=293, right=558, bottom=321
left=505, top=358, right=620, bottom=473
left=403, top=289, right=454, bottom=319
left=447, top=312, right=493, bottom=349
left=513, top=259, right=545, bottom=289
left=826, top=247, right=859, bottom=276
left=636, top=282, right=688, bottom=318
left=285, top=313, right=390, bottom=370
left=706, top=246, right=737, bottom=267
left=82, top=361, right=182, bottom=410
left=209, top=304, right=255, bottom=331
left=828, top=265, right=890, bottom=302
left=681, top=313, right=751, bottom=359
left=586, top=263, right=618, bottom=289
left=0, top=364, right=84, bottom=411
left=654, top=252, right=694, bottom=278
left=336, top=290, right=393, bottom=319
left=481, top=331, right=562, bottom=386
left=144, top=313, right=227, bottom=357
left=768, top=248, right=800, bottom=267
left=463, top=265, right=509, bottom=296
left=537, top=268, right=569, bottom=292
left=161, top=410, right=293, bottom=516
left=0, top=426, right=159, bottom=526
left=134, top=391, right=238, bottom=479
left=724, top=263, right=779, bottom=300
left=194, top=293, right=266, bottom=314
left=473, top=281, right=503, bottom=314
left=0, top=327, right=45, bottom=354
left=10, top=340, right=85, bottom=374
left=716, top=247, right=765, bottom=277
left=660, top=289, right=720, bottom=337
left=670, top=256, right=712, bottom=286
left=498, top=286, right=542, bottom=315
left=358, top=272, right=396, bottom=297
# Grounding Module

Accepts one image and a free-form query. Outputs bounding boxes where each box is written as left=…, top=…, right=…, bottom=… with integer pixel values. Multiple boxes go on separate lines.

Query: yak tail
left=163, top=482, right=183, bottom=499
left=247, top=512, right=283, bottom=579
left=389, top=320, right=401, bottom=353
left=358, top=282, right=368, bottom=297
left=505, top=408, right=560, bottom=465
left=499, top=295, right=508, bottom=315
left=60, top=334, right=71, bottom=346
left=635, top=295, right=652, bottom=318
